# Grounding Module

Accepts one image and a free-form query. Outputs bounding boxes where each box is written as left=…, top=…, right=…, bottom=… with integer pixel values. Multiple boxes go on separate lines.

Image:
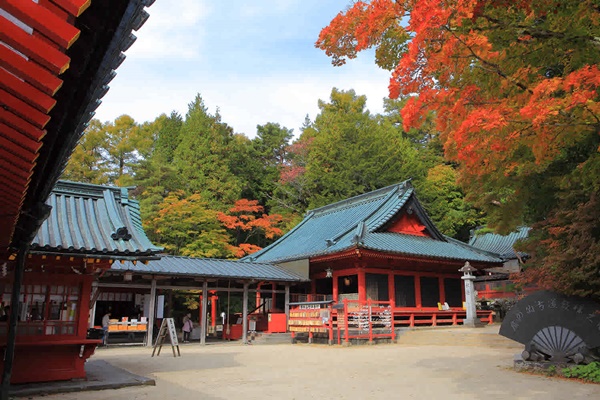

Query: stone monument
left=500, top=291, right=600, bottom=365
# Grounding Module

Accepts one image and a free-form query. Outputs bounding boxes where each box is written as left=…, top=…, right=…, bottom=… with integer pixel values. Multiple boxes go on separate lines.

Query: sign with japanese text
left=499, top=291, right=600, bottom=349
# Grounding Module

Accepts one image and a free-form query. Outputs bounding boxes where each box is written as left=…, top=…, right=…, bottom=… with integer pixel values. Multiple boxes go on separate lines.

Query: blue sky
left=95, top=1, right=391, bottom=138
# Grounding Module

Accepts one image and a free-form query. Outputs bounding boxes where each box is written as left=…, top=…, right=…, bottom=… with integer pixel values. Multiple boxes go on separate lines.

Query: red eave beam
left=0, top=122, right=44, bottom=154
left=0, top=108, right=47, bottom=142
left=51, top=0, right=91, bottom=17
left=0, top=45, right=63, bottom=96
left=0, top=0, right=81, bottom=49
left=0, top=62, right=57, bottom=113
left=0, top=15, right=70, bottom=75
left=0, top=89, right=51, bottom=129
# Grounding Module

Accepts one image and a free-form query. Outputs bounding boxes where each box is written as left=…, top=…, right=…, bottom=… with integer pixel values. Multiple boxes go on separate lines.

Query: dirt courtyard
left=32, top=326, right=600, bottom=400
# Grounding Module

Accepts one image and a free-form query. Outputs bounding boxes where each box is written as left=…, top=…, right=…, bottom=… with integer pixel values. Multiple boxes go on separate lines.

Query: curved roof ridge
left=240, top=211, right=316, bottom=262
left=367, top=187, right=413, bottom=232
left=445, top=236, right=501, bottom=259
left=329, top=185, right=403, bottom=243
left=308, top=180, right=410, bottom=216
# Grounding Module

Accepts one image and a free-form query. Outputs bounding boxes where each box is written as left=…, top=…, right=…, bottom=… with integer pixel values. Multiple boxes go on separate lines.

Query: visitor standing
left=182, top=313, right=193, bottom=342
left=102, top=311, right=111, bottom=345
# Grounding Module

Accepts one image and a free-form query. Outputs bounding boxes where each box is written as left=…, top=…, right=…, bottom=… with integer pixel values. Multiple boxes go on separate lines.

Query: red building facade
left=245, top=182, right=503, bottom=326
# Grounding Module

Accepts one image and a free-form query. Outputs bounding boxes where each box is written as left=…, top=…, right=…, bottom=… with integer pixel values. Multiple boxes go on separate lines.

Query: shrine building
left=244, top=181, right=504, bottom=326
left=0, top=0, right=155, bottom=390
left=0, top=181, right=162, bottom=384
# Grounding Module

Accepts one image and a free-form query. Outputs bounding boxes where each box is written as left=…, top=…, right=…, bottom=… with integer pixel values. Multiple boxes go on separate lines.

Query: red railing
left=393, top=309, right=494, bottom=327
left=289, top=300, right=495, bottom=345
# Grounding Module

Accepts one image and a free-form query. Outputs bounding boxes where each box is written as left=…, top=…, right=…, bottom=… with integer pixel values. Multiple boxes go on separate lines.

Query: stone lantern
left=459, top=261, right=480, bottom=327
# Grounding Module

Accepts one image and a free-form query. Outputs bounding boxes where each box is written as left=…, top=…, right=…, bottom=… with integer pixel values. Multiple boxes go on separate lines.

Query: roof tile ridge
left=308, top=181, right=409, bottom=216
left=445, top=236, right=503, bottom=261
left=329, top=185, right=403, bottom=245
left=367, top=187, right=413, bottom=232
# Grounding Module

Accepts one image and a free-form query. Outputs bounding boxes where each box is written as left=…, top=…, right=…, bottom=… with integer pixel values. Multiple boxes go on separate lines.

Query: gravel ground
left=30, top=326, right=600, bottom=400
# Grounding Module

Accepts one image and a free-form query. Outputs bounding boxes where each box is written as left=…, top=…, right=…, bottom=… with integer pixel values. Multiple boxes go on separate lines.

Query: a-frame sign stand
left=152, top=318, right=181, bottom=357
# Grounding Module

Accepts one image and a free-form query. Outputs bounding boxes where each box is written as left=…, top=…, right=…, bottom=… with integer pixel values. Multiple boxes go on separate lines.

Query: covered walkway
left=99, top=256, right=308, bottom=345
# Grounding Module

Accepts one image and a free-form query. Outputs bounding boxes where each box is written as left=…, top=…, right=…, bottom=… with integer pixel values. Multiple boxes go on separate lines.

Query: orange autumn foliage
left=317, top=0, right=600, bottom=230
left=218, top=199, right=283, bottom=257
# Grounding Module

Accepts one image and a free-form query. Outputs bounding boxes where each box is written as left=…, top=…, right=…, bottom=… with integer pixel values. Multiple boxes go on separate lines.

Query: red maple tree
left=217, top=199, right=283, bottom=258
left=317, top=1, right=600, bottom=296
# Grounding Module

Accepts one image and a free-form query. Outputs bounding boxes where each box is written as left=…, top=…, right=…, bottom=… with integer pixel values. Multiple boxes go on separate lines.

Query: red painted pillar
left=388, top=272, right=395, bottom=306
left=78, top=274, right=93, bottom=337
left=414, top=275, right=422, bottom=308
left=310, top=279, right=316, bottom=301
left=210, top=293, right=217, bottom=327
left=439, top=277, right=446, bottom=304
left=358, top=268, right=366, bottom=303
left=332, top=272, right=338, bottom=303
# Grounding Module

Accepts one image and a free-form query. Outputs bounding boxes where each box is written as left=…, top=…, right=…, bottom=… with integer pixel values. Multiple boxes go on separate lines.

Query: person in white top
left=102, top=311, right=111, bottom=345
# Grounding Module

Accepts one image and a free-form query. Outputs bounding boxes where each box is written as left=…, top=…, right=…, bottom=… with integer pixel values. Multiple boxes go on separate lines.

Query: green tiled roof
left=243, top=181, right=501, bottom=265
left=31, top=181, right=163, bottom=260
left=112, top=256, right=308, bottom=282
left=468, top=227, right=531, bottom=259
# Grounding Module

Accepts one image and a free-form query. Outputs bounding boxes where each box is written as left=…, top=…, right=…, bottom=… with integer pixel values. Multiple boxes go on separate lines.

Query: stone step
left=249, top=333, right=292, bottom=345
left=396, top=326, right=520, bottom=349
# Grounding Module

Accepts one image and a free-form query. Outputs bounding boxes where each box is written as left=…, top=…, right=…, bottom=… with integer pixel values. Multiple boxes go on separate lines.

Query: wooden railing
left=393, top=309, right=494, bottom=327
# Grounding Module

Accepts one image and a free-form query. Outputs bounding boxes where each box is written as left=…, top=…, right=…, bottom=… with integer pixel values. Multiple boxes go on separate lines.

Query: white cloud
left=94, top=1, right=394, bottom=139
left=127, top=0, right=211, bottom=59
left=96, top=57, right=391, bottom=139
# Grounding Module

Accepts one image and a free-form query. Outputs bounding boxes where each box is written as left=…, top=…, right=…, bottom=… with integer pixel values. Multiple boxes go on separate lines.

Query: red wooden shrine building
left=0, top=0, right=154, bottom=391
left=244, top=181, right=503, bottom=327
left=0, top=181, right=162, bottom=383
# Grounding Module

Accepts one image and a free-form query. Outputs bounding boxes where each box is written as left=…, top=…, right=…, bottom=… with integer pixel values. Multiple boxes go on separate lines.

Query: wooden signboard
left=151, top=318, right=181, bottom=357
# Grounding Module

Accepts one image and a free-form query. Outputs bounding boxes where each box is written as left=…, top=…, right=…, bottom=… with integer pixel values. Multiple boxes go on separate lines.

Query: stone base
left=462, top=318, right=485, bottom=328
left=513, top=353, right=571, bottom=375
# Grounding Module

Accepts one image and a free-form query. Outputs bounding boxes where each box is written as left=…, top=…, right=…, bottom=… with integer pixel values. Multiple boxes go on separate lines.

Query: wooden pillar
left=255, top=282, right=262, bottom=310
left=388, top=272, right=395, bottom=306
left=358, top=268, right=366, bottom=302
left=242, top=282, right=249, bottom=344
left=200, top=280, right=208, bottom=345
left=271, top=283, right=276, bottom=312
left=310, top=279, right=316, bottom=301
left=198, top=294, right=203, bottom=324
left=146, top=277, right=157, bottom=347
left=78, top=275, right=93, bottom=336
left=414, top=275, right=422, bottom=308
left=332, top=273, right=338, bottom=303
left=89, top=281, right=98, bottom=329
left=439, top=277, right=446, bottom=304
left=167, top=290, right=173, bottom=318
left=1, top=245, right=28, bottom=397
left=284, top=284, right=290, bottom=330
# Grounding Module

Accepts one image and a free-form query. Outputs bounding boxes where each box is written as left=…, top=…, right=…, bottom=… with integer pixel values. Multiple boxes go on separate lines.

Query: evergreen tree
left=303, top=88, right=424, bottom=209
left=173, top=95, right=242, bottom=207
